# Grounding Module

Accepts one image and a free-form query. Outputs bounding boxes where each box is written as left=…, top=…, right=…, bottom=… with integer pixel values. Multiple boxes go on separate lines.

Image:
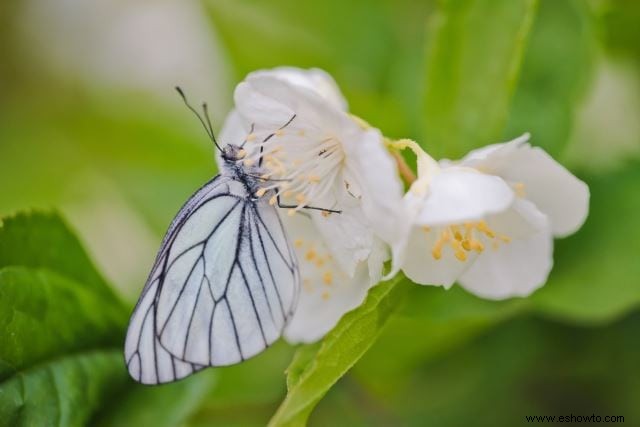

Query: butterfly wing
left=124, top=174, right=299, bottom=384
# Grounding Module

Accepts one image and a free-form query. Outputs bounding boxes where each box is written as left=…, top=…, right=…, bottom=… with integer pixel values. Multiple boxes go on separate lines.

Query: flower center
left=424, top=221, right=511, bottom=262
left=246, top=128, right=345, bottom=215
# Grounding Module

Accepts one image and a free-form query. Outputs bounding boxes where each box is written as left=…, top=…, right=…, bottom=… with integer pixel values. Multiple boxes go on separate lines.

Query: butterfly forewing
left=125, top=174, right=299, bottom=384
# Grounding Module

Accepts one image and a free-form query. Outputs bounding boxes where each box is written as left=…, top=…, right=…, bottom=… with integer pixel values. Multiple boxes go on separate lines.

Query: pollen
left=321, top=211, right=331, bottom=218
left=322, top=271, right=333, bottom=285
left=288, top=209, right=296, bottom=216
left=513, top=182, right=526, bottom=197
left=429, top=221, right=509, bottom=262
left=295, top=193, right=306, bottom=203
left=321, top=291, right=331, bottom=301
left=269, top=196, right=277, bottom=205
left=275, top=129, right=285, bottom=137
left=243, top=159, right=255, bottom=167
left=294, top=239, right=304, bottom=248
left=305, top=249, right=317, bottom=261
left=298, top=130, right=305, bottom=137
left=237, top=149, right=247, bottom=158
left=255, top=188, right=267, bottom=197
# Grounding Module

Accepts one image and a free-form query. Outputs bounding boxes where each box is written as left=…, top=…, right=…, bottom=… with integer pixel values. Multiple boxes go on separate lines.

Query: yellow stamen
left=305, top=250, right=317, bottom=261
left=323, top=271, right=333, bottom=285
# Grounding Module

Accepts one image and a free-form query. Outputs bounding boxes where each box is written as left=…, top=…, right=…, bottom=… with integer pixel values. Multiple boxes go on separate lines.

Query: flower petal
left=414, top=168, right=515, bottom=227
left=399, top=225, right=477, bottom=288
left=343, top=128, right=406, bottom=245
left=458, top=200, right=553, bottom=300
left=282, top=213, right=372, bottom=343
left=310, top=205, right=376, bottom=278
left=461, top=135, right=589, bottom=237
left=247, top=67, right=348, bottom=111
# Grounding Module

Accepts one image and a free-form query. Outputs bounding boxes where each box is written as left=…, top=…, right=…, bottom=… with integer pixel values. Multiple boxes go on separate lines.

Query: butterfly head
left=221, top=144, right=247, bottom=163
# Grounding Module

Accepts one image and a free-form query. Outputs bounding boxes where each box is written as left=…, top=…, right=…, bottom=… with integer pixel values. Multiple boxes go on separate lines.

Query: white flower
left=219, top=67, right=403, bottom=341
left=393, top=134, right=589, bottom=300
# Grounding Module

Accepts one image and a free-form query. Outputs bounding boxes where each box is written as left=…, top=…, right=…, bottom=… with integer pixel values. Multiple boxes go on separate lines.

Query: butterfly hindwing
left=124, top=174, right=299, bottom=384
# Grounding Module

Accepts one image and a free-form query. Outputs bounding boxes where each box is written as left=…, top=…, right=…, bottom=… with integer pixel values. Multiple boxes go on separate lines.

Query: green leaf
left=0, top=350, right=128, bottom=427
left=505, top=0, right=596, bottom=157
left=422, top=0, right=538, bottom=158
left=95, top=372, right=217, bottom=427
left=0, top=211, right=118, bottom=300
left=268, top=276, right=408, bottom=427
left=353, top=286, right=526, bottom=394
left=0, top=267, right=127, bottom=380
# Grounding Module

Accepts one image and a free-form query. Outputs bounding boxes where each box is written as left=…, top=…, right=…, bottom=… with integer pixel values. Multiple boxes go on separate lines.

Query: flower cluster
left=218, top=67, right=589, bottom=343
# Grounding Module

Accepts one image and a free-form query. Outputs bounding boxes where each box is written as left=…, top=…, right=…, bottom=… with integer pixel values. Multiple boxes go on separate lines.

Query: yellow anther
left=269, top=196, right=277, bottom=206
left=431, top=230, right=450, bottom=260
left=513, top=182, right=526, bottom=197
left=469, top=239, right=484, bottom=252
left=498, top=234, right=511, bottom=243
left=294, top=239, right=304, bottom=248
left=305, top=250, right=317, bottom=261
left=321, top=291, right=330, bottom=300
left=323, top=271, right=333, bottom=285
left=477, top=221, right=495, bottom=238
left=288, top=209, right=296, bottom=216
left=451, top=239, right=467, bottom=262
left=451, top=225, right=463, bottom=241
left=255, top=188, right=267, bottom=197
left=295, top=193, right=306, bottom=203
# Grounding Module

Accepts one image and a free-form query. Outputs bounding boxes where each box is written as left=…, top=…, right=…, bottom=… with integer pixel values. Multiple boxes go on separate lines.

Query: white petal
left=399, top=225, right=477, bottom=288
left=247, top=67, right=348, bottom=112
left=461, top=136, right=589, bottom=237
left=343, top=128, right=406, bottom=244
left=282, top=213, right=372, bottom=343
left=310, top=206, right=375, bottom=278
left=235, top=74, right=345, bottom=132
left=218, top=109, right=250, bottom=152
left=415, top=168, right=515, bottom=226
left=458, top=201, right=553, bottom=300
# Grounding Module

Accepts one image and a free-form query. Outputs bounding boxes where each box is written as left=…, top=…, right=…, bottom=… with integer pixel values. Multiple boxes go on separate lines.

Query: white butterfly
left=124, top=90, right=332, bottom=384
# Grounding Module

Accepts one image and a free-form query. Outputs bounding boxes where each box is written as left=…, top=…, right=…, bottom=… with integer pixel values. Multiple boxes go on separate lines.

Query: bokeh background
left=1, top=0, right=639, bottom=425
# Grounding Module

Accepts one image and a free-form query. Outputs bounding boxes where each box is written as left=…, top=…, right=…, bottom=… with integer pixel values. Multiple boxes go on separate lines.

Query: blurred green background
left=1, top=0, right=639, bottom=425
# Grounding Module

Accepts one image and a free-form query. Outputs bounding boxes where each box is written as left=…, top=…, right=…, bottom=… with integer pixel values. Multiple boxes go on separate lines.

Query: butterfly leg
left=276, top=195, right=341, bottom=215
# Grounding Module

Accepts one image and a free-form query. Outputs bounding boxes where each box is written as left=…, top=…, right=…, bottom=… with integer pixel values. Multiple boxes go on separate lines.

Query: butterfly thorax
left=221, top=144, right=265, bottom=195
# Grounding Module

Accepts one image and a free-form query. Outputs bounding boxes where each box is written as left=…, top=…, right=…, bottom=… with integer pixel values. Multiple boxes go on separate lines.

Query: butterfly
left=124, top=89, right=337, bottom=384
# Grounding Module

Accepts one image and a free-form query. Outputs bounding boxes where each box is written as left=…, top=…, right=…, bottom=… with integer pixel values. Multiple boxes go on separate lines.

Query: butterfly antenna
left=175, top=86, right=223, bottom=151
left=202, top=102, right=222, bottom=151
